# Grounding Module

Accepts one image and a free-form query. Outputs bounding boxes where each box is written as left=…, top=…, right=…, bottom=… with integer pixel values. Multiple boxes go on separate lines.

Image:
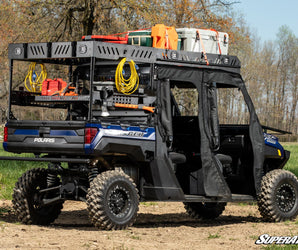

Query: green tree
left=276, top=25, right=298, bottom=133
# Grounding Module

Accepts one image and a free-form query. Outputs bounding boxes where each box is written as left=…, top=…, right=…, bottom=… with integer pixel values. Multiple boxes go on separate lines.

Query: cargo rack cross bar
left=8, top=41, right=241, bottom=73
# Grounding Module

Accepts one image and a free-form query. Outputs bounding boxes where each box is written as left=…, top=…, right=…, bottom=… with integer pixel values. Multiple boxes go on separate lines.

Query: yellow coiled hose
left=24, top=62, right=47, bottom=92
left=115, top=58, right=139, bottom=95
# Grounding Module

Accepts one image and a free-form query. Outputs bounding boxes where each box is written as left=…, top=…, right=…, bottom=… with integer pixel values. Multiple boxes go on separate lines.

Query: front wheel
left=257, top=169, right=298, bottom=222
left=86, top=170, right=139, bottom=230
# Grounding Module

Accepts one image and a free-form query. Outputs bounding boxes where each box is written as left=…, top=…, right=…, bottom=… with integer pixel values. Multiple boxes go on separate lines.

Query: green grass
left=207, top=233, right=221, bottom=239
left=249, top=235, right=258, bottom=241
left=130, top=235, right=141, bottom=240
left=283, top=144, right=298, bottom=177
left=0, top=206, right=11, bottom=215
left=0, top=146, right=47, bottom=199
left=262, top=245, right=298, bottom=250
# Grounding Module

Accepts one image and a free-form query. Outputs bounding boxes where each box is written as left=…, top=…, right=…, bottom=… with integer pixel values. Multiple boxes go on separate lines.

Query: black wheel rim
left=108, top=185, right=131, bottom=218
left=30, top=184, right=53, bottom=215
left=29, top=178, right=58, bottom=215
left=276, top=183, right=296, bottom=213
left=32, top=187, right=43, bottom=210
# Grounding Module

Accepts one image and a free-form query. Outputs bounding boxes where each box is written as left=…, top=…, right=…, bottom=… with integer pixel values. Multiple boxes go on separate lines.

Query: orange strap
left=209, top=29, right=222, bottom=55
left=196, top=29, right=209, bottom=65
left=165, top=29, right=169, bottom=49
left=82, top=27, right=152, bottom=41
left=115, top=103, right=155, bottom=113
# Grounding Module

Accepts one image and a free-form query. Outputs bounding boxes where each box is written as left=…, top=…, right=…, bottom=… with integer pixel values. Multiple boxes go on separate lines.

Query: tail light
left=84, top=127, right=98, bottom=144
left=4, top=127, right=8, bottom=142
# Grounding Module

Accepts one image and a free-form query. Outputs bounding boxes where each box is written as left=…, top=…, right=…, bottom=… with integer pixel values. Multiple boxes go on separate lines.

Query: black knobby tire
left=12, top=168, right=63, bottom=225
left=184, top=202, right=226, bottom=220
left=86, top=170, right=139, bottom=230
left=257, top=169, right=298, bottom=222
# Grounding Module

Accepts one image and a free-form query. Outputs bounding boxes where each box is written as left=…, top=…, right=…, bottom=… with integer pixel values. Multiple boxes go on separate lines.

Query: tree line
left=0, top=0, right=297, bottom=139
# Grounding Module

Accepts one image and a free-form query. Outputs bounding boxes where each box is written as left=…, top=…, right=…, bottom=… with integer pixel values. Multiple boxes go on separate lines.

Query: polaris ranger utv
left=1, top=38, right=298, bottom=230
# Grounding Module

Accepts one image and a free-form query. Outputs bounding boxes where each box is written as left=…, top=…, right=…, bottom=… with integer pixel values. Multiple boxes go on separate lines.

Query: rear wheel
left=86, top=170, right=139, bottom=230
left=184, top=202, right=226, bottom=219
left=12, top=168, right=63, bottom=225
left=257, top=169, right=298, bottom=222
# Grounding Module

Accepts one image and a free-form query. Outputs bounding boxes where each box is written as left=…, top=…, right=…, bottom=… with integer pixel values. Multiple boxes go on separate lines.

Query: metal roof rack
left=8, top=41, right=241, bottom=73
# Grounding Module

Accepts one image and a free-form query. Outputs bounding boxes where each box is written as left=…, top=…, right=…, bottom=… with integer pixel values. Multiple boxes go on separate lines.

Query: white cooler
left=176, top=28, right=229, bottom=55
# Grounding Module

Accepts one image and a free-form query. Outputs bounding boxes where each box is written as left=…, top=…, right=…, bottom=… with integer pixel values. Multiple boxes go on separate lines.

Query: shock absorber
left=47, top=172, right=58, bottom=187
left=47, top=163, right=60, bottom=187
left=88, top=166, right=99, bottom=183
left=88, top=157, right=112, bottom=183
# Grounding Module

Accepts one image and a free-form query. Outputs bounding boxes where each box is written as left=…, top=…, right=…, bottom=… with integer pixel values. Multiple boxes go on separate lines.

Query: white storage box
left=176, top=28, right=229, bottom=55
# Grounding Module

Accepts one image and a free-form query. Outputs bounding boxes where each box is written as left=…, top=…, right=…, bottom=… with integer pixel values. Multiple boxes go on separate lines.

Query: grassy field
left=0, top=148, right=47, bottom=199
left=0, top=143, right=297, bottom=200
left=283, top=143, right=298, bottom=176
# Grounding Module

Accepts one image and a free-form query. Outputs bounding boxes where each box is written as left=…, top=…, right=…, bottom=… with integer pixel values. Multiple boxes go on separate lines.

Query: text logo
left=33, top=138, right=55, bottom=143
left=255, top=234, right=298, bottom=245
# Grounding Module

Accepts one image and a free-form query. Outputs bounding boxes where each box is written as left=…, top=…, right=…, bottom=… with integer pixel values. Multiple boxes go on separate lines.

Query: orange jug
left=151, top=24, right=178, bottom=50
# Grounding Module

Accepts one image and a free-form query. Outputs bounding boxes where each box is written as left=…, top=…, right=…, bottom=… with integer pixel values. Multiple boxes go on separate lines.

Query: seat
left=216, top=154, right=232, bottom=166
left=169, top=152, right=187, bottom=164
left=169, top=152, right=186, bottom=172
left=215, top=154, right=233, bottom=175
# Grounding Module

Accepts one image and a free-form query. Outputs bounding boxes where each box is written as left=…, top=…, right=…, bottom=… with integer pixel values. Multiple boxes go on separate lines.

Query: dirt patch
left=0, top=200, right=297, bottom=249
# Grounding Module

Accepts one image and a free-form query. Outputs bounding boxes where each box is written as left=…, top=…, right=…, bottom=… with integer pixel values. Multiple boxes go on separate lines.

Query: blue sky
left=234, top=0, right=298, bottom=42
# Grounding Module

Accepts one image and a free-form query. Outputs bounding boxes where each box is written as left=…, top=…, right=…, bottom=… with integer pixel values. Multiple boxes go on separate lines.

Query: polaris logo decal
left=33, top=138, right=55, bottom=143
